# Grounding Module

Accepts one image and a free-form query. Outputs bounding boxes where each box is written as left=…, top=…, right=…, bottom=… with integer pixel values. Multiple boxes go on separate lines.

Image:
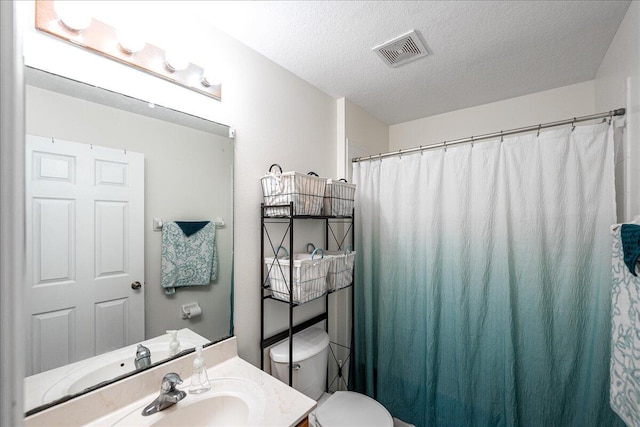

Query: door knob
left=131, top=281, right=142, bottom=290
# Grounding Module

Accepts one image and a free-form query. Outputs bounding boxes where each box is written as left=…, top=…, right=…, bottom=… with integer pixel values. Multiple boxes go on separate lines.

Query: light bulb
left=54, top=1, right=92, bottom=32
left=200, top=70, right=220, bottom=87
left=117, top=28, right=146, bottom=54
left=164, top=50, right=190, bottom=72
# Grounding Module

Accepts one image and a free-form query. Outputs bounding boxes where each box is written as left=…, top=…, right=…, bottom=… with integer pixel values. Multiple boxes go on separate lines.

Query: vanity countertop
left=88, top=356, right=316, bottom=427
left=24, top=337, right=316, bottom=427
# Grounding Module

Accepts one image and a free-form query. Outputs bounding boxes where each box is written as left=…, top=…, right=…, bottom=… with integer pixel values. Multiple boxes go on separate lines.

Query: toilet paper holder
left=181, top=302, right=202, bottom=319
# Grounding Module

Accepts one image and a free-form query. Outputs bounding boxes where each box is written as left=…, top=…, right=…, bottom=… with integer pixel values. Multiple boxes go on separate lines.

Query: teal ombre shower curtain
left=352, top=122, right=621, bottom=427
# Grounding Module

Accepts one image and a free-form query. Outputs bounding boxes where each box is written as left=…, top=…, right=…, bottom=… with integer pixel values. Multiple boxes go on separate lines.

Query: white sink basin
left=150, top=394, right=252, bottom=426
left=113, top=377, right=267, bottom=427
left=67, top=349, right=174, bottom=394
left=42, top=343, right=191, bottom=403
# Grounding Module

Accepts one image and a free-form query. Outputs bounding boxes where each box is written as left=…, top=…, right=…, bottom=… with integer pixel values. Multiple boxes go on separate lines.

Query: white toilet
left=270, top=328, right=393, bottom=427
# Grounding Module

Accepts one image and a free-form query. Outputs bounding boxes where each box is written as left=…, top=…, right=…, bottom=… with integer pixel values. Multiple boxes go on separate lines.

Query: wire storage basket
left=307, top=244, right=355, bottom=291
left=323, top=179, right=356, bottom=216
left=324, top=249, right=356, bottom=291
left=261, top=164, right=327, bottom=216
left=265, top=247, right=331, bottom=304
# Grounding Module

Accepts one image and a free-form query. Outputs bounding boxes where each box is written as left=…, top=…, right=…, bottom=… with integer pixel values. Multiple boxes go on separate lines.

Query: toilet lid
left=315, top=391, right=393, bottom=427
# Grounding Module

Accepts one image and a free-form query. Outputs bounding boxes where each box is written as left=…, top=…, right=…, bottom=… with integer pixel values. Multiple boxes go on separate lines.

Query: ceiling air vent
left=373, top=30, right=430, bottom=68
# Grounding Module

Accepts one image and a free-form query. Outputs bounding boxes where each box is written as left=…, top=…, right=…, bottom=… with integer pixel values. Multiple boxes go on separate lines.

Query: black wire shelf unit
left=260, top=202, right=355, bottom=390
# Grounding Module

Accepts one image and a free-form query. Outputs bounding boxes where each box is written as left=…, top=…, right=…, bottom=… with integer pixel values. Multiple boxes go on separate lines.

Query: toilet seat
left=315, top=391, right=393, bottom=427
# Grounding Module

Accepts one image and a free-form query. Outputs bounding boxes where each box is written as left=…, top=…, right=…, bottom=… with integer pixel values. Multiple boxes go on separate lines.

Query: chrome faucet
left=142, top=373, right=187, bottom=416
left=134, top=344, right=151, bottom=370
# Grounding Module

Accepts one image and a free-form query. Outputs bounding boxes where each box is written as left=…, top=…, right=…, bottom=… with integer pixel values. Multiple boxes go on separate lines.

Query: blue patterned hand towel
left=161, top=221, right=218, bottom=295
left=621, top=224, right=640, bottom=276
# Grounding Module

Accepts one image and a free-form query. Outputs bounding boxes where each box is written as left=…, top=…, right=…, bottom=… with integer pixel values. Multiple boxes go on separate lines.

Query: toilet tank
left=269, top=327, right=329, bottom=400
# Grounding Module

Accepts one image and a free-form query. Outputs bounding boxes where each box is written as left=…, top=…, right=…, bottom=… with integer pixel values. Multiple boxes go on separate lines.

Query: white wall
left=222, top=27, right=336, bottom=369
left=328, top=99, right=388, bottom=390
left=595, top=0, right=640, bottom=222
left=345, top=99, right=389, bottom=178
left=25, top=86, right=233, bottom=343
left=346, top=100, right=389, bottom=153
left=20, top=1, right=337, bottom=367
left=389, top=81, right=596, bottom=150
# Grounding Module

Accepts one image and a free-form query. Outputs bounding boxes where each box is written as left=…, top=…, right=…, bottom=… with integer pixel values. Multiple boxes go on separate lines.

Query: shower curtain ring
left=398, top=149, right=402, bottom=159
left=471, top=136, right=474, bottom=147
left=420, top=145, right=424, bottom=155
left=571, top=119, right=576, bottom=131
left=537, top=124, right=541, bottom=137
left=443, top=141, right=447, bottom=152
left=500, top=131, right=504, bottom=142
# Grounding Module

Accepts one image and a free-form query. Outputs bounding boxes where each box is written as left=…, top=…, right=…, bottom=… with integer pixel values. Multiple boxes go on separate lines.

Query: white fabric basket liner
left=261, top=170, right=327, bottom=216
left=323, top=179, right=356, bottom=216
left=322, top=249, right=356, bottom=291
left=265, top=252, right=331, bottom=304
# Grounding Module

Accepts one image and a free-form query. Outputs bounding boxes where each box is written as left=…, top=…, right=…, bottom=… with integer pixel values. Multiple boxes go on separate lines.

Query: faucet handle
left=161, top=373, right=183, bottom=392
left=136, top=344, right=151, bottom=360
left=134, top=344, right=152, bottom=370
left=142, top=373, right=186, bottom=416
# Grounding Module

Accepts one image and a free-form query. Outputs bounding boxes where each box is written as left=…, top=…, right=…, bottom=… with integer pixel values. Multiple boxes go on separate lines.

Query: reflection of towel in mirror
left=161, top=221, right=217, bottom=295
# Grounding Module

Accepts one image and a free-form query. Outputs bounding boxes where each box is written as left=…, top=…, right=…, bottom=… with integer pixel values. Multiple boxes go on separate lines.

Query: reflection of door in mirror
left=25, top=135, right=144, bottom=376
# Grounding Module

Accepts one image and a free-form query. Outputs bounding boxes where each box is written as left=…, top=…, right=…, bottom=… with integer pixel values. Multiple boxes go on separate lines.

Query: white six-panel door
left=25, top=135, right=144, bottom=376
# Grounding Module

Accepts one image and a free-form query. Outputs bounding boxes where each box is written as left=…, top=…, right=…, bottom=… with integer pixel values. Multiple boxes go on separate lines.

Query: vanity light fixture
left=36, top=0, right=222, bottom=100
left=116, top=28, right=146, bottom=55
left=53, top=0, right=91, bottom=32
left=164, top=50, right=190, bottom=72
left=200, top=70, right=220, bottom=88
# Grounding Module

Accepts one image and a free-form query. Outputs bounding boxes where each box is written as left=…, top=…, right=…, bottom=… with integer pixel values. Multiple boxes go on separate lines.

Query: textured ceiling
left=187, top=1, right=630, bottom=125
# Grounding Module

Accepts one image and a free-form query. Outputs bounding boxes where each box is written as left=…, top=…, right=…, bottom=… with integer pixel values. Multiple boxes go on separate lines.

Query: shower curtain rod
left=352, top=108, right=626, bottom=163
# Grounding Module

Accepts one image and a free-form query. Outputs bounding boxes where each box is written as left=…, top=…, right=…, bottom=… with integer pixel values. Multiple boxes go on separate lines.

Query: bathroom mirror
left=23, top=67, right=234, bottom=414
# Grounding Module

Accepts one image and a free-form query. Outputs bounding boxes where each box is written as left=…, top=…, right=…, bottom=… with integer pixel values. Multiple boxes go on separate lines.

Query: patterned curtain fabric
left=352, top=122, right=621, bottom=426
